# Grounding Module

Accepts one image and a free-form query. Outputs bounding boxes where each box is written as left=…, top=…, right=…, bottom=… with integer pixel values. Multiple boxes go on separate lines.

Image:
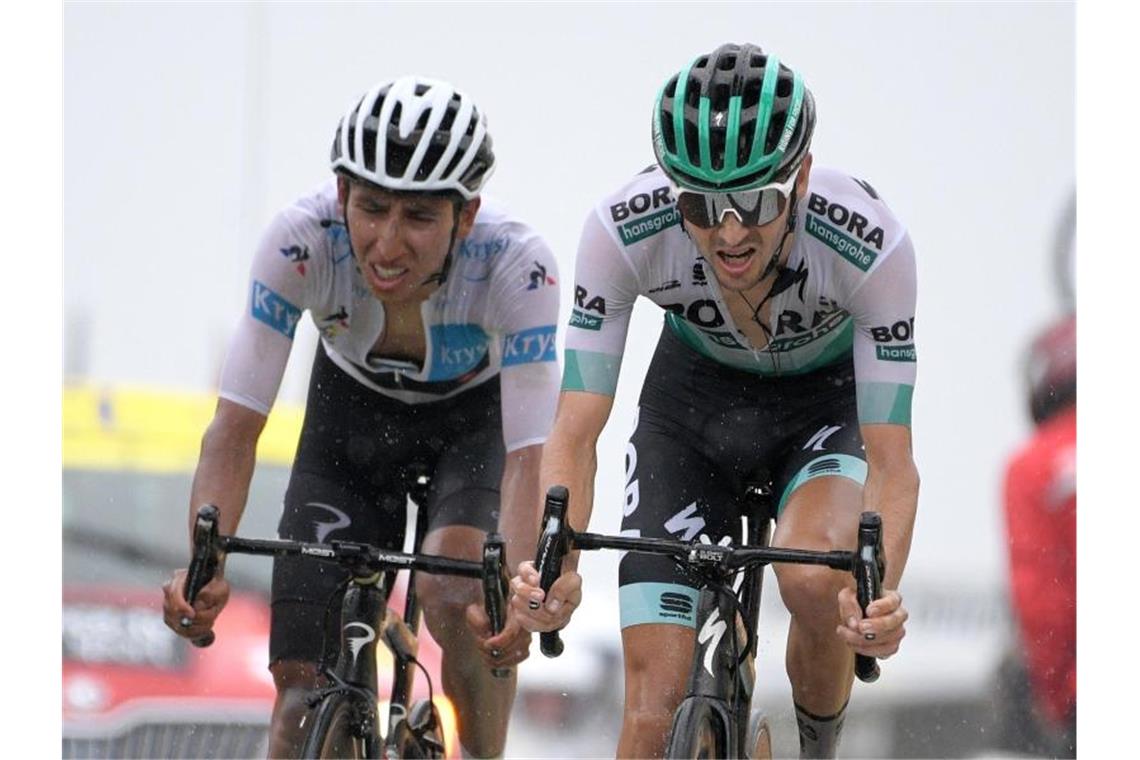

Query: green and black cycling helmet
left=652, top=43, right=815, bottom=192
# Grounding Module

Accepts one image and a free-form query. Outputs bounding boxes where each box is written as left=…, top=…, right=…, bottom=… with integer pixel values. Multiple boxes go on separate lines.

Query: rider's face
left=682, top=155, right=812, bottom=293
left=338, top=178, right=479, bottom=305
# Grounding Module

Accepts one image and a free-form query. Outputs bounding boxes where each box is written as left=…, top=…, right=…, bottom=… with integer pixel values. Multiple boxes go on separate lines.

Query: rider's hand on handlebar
left=465, top=601, right=532, bottom=670
left=161, top=568, right=231, bottom=640
left=835, top=586, right=908, bottom=659
left=509, top=560, right=582, bottom=634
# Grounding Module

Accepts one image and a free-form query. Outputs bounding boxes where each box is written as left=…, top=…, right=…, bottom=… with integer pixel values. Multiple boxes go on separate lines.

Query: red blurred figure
left=1002, top=313, right=1076, bottom=755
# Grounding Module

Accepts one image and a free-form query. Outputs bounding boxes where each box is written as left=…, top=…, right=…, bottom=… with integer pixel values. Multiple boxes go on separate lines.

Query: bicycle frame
left=534, top=483, right=884, bottom=758
left=182, top=489, right=509, bottom=758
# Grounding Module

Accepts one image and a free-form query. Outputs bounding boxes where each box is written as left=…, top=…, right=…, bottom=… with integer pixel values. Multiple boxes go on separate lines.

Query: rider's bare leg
left=616, top=623, right=695, bottom=759
left=772, top=475, right=864, bottom=758
left=419, top=524, right=515, bottom=759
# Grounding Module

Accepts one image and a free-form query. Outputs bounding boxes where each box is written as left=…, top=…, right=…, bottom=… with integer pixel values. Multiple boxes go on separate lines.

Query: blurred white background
left=59, top=2, right=1083, bottom=756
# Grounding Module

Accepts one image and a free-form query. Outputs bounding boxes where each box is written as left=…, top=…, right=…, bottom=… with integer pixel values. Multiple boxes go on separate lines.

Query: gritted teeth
left=718, top=248, right=755, bottom=261
left=371, top=263, right=409, bottom=279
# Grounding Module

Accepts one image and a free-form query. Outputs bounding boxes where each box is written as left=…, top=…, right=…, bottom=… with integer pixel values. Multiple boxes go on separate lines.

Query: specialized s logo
left=279, top=245, right=311, bottom=275
left=697, top=608, right=728, bottom=676
left=307, top=502, right=351, bottom=543
left=344, top=622, right=376, bottom=664
left=527, top=261, right=556, bottom=290
left=251, top=281, right=301, bottom=339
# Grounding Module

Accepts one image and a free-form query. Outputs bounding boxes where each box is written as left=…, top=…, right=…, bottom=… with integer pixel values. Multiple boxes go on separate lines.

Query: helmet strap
left=422, top=198, right=464, bottom=287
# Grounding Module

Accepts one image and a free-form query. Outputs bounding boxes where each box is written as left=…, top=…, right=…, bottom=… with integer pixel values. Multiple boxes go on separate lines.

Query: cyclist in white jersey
left=161, top=76, right=560, bottom=758
left=511, top=44, right=919, bottom=758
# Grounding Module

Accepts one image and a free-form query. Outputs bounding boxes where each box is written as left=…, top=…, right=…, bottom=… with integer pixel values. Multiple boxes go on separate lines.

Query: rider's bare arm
left=540, top=390, right=614, bottom=572
left=498, top=443, right=543, bottom=576
left=188, top=398, right=268, bottom=544
left=859, top=422, right=919, bottom=590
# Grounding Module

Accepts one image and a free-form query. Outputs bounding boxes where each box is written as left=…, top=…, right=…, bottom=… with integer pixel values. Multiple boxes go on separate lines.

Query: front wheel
left=747, top=708, right=773, bottom=760
left=665, top=698, right=729, bottom=759
left=299, top=692, right=374, bottom=759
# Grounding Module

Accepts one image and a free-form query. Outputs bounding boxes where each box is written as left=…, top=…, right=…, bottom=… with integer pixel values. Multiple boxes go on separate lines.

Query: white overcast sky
left=62, top=1, right=1073, bottom=588
left=14, top=3, right=1135, bottom=748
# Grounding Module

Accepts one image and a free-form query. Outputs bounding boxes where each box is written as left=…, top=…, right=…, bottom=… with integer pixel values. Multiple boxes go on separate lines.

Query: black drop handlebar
left=533, top=486, right=885, bottom=683
left=180, top=505, right=510, bottom=662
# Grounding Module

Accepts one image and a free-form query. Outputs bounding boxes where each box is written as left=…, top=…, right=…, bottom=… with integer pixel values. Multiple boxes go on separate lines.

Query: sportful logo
left=307, top=502, right=351, bottom=543
left=280, top=245, right=311, bottom=276
left=876, top=344, right=916, bottom=362
left=251, top=281, right=302, bottom=338
left=692, top=262, right=708, bottom=286
left=659, top=592, right=694, bottom=621
left=502, top=325, right=557, bottom=366
left=344, top=623, right=376, bottom=664
left=697, top=608, right=728, bottom=677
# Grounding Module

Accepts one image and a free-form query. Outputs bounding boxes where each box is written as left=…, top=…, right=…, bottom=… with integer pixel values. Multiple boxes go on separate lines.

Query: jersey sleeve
left=217, top=206, right=316, bottom=416
left=487, top=226, right=562, bottom=452
left=847, top=230, right=917, bottom=426
left=561, top=207, right=641, bottom=396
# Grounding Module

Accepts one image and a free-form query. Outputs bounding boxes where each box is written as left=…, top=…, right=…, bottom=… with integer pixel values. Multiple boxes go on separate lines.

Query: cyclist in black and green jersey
left=512, top=43, right=919, bottom=758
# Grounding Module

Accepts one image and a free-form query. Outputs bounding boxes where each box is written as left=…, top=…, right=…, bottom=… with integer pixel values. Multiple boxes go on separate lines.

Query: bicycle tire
left=299, top=692, right=373, bottom=759
left=746, top=708, right=773, bottom=760
left=665, top=698, right=730, bottom=759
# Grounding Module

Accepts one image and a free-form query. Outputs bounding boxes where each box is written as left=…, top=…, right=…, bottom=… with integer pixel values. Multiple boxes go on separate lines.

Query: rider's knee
left=776, top=562, right=847, bottom=623
left=267, top=660, right=320, bottom=759
left=416, top=572, right=477, bottom=643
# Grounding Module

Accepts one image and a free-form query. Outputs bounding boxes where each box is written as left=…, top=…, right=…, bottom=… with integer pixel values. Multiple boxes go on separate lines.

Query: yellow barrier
left=63, top=383, right=303, bottom=473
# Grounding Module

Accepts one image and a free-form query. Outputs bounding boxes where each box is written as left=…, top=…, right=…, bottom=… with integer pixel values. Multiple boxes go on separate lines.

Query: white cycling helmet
left=330, top=76, right=495, bottom=200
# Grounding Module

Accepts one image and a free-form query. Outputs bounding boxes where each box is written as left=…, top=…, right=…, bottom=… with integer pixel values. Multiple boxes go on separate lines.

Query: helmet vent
left=776, top=78, right=793, bottom=98
left=694, top=56, right=710, bottom=69
left=712, top=83, right=732, bottom=111
left=413, top=83, right=430, bottom=96
left=717, top=54, right=736, bottom=71
left=683, top=121, right=701, bottom=166
left=750, top=54, right=766, bottom=69
left=742, top=78, right=762, bottom=110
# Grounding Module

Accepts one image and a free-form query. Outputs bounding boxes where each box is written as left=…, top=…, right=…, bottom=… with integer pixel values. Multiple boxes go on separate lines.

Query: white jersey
left=565, top=165, right=916, bottom=426
left=218, top=179, right=561, bottom=451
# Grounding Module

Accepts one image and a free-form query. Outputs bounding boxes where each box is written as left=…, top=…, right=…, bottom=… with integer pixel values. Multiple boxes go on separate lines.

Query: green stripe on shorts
left=562, top=349, right=621, bottom=395
left=777, top=453, right=868, bottom=515
left=619, top=582, right=699, bottom=629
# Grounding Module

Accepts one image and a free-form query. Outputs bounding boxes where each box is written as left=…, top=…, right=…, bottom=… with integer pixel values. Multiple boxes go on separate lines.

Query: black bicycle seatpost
left=181, top=504, right=221, bottom=648
left=483, top=533, right=511, bottom=678
left=535, top=485, right=569, bottom=658
left=854, top=511, right=884, bottom=683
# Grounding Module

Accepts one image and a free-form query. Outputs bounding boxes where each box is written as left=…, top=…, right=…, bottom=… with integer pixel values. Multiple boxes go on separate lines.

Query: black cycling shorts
left=618, top=324, right=867, bottom=630
left=269, top=342, right=504, bottom=664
